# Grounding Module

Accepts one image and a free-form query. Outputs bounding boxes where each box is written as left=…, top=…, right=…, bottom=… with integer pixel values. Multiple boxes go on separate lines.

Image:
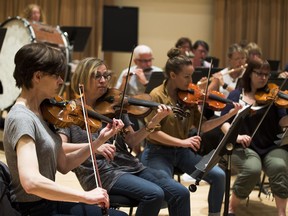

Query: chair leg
left=258, top=173, right=266, bottom=198
left=129, top=207, right=133, bottom=216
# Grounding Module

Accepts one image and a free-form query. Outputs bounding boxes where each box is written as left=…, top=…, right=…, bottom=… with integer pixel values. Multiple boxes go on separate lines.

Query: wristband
left=222, top=83, right=228, bottom=89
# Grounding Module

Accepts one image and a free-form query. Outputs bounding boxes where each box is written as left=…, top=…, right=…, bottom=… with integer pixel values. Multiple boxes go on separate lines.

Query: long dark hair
left=239, top=58, right=270, bottom=92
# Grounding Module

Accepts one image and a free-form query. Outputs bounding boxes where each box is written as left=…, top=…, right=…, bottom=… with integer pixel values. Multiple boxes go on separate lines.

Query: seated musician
left=21, top=3, right=46, bottom=23
left=221, top=58, right=288, bottom=216
left=58, top=57, right=191, bottom=216
left=3, top=43, right=126, bottom=216
left=206, top=43, right=246, bottom=99
left=140, top=47, right=242, bottom=216
left=197, top=43, right=246, bottom=155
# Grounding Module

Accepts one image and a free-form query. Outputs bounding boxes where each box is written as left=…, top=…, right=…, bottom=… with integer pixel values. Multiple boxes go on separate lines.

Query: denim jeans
left=141, top=143, right=225, bottom=214
left=110, top=168, right=190, bottom=216
left=14, top=199, right=127, bottom=216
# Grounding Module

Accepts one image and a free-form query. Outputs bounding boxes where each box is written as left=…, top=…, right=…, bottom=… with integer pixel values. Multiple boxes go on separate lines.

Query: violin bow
left=118, top=46, right=135, bottom=120
left=250, top=77, right=288, bottom=140
left=197, top=59, right=213, bottom=136
left=111, top=46, right=135, bottom=146
left=78, top=84, right=109, bottom=216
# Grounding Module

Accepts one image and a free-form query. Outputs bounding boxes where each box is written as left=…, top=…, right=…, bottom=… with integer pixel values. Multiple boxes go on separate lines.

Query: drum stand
left=188, top=105, right=251, bottom=216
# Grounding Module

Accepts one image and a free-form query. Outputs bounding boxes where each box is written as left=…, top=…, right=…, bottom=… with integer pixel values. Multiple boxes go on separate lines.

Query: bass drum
left=0, top=16, right=70, bottom=110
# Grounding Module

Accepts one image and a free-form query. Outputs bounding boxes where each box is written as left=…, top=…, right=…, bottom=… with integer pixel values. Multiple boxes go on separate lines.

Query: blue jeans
left=14, top=199, right=127, bottom=216
left=141, top=143, right=225, bottom=214
left=110, top=168, right=190, bottom=216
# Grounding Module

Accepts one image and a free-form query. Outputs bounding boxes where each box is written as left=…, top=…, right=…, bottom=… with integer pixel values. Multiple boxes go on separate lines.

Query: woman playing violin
left=140, top=48, right=242, bottom=216
left=3, top=43, right=126, bottom=216
left=58, top=57, right=191, bottom=216
left=221, top=58, right=288, bottom=216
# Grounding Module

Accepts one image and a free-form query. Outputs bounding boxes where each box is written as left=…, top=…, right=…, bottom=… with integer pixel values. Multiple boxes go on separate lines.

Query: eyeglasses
left=253, top=70, right=271, bottom=78
left=136, top=58, right=154, bottom=63
left=93, top=72, right=112, bottom=81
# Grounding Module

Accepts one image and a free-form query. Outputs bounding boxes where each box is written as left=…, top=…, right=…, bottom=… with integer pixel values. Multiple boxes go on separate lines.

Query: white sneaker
left=181, top=173, right=196, bottom=182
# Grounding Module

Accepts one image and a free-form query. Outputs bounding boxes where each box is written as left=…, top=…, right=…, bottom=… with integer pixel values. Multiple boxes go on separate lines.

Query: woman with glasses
left=191, top=40, right=211, bottom=68
left=221, top=58, right=288, bottom=216
left=3, top=43, right=126, bottom=216
left=58, top=57, right=192, bottom=216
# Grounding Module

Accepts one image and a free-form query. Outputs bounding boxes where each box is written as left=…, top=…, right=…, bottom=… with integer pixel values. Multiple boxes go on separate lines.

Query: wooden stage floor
left=0, top=129, right=286, bottom=215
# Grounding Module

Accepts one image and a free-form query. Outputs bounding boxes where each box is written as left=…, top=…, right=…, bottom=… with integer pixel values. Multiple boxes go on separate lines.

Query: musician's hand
left=182, top=135, right=201, bottom=151
left=149, top=104, right=172, bottom=125
left=99, top=119, right=124, bottom=141
left=96, top=143, right=116, bottom=161
left=84, top=187, right=110, bottom=208
left=236, top=134, right=251, bottom=148
left=278, top=71, right=288, bottom=79
left=134, top=68, right=148, bottom=86
left=228, top=102, right=242, bottom=115
left=213, top=72, right=224, bottom=86
left=197, top=77, right=208, bottom=90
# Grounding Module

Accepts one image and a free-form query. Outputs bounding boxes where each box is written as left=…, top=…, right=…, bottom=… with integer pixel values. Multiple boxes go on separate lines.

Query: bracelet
left=145, top=123, right=155, bottom=133
left=222, top=83, right=228, bottom=89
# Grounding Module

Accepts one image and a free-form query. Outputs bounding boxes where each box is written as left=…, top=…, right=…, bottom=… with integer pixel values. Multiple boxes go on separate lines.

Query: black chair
left=174, top=167, right=184, bottom=183
left=257, top=173, right=270, bottom=198
left=110, top=195, right=139, bottom=216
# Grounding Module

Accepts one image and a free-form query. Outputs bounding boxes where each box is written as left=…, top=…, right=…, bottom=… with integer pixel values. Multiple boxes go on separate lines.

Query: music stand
left=192, top=67, right=223, bottom=84
left=144, top=72, right=165, bottom=93
left=60, top=26, right=92, bottom=52
left=189, top=104, right=252, bottom=216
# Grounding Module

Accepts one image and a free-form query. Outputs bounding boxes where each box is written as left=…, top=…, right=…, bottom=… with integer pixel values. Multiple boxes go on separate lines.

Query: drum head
left=0, top=18, right=31, bottom=110
left=0, top=17, right=70, bottom=110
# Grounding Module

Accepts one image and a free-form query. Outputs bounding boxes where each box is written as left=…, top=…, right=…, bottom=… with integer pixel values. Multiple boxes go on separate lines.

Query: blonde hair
left=71, top=57, right=106, bottom=96
left=22, top=4, right=46, bottom=23
left=244, top=42, right=262, bottom=58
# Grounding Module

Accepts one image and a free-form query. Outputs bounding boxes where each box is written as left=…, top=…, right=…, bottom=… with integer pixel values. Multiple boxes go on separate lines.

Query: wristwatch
left=222, top=83, right=228, bottom=89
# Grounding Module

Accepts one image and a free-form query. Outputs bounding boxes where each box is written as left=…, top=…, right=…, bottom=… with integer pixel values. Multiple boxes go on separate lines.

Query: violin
left=177, top=83, right=233, bottom=111
left=255, top=82, right=288, bottom=108
left=40, top=96, right=112, bottom=133
left=94, top=88, right=188, bottom=118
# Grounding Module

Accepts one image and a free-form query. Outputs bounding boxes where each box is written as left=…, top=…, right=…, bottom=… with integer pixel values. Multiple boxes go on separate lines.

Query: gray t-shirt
left=57, top=114, right=145, bottom=192
left=3, top=104, right=62, bottom=202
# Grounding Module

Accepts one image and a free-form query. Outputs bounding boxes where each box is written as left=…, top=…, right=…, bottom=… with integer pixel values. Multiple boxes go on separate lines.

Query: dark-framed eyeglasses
left=136, top=58, right=154, bottom=63
left=93, top=72, right=112, bottom=81
left=253, top=70, right=271, bottom=78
